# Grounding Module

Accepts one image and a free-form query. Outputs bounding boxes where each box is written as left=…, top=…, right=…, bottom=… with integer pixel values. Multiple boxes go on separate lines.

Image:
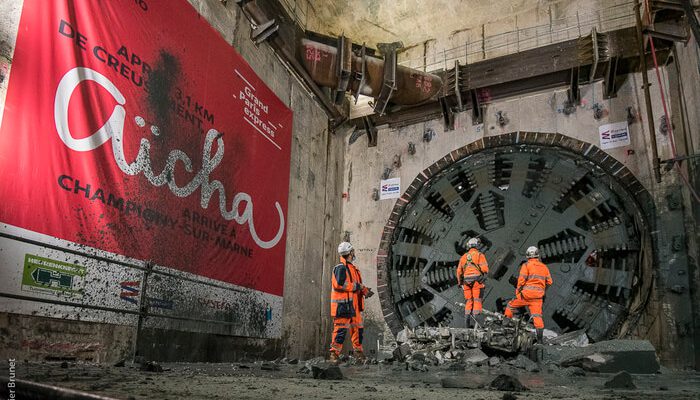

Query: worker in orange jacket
left=504, top=245, right=553, bottom=343
left=329, top=242, right=373, bottom=362
left=456, top=237, right=489, bottom=327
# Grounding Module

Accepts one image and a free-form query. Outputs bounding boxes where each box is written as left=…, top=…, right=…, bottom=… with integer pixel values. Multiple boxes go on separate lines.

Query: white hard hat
left=467, top=238, right=479, bottom=248
left=338, top=242, right=354, bottom=256
left=526, top=246, right=540, bottom=258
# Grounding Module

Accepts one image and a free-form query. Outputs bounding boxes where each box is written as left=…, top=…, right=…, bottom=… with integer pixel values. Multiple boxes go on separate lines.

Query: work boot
left=354, top=350, right=367, bottom=362
left=536, top=328, right=544, bottom=344
left=329, top=351, right=339, bottom=363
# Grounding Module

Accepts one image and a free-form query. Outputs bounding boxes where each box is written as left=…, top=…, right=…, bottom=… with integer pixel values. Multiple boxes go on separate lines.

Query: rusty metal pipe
left=239, top=1, right=344, bottom=123
left=299, top=39, right=443, bottom=106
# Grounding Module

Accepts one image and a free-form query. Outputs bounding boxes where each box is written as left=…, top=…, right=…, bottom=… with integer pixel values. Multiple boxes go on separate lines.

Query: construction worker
left=504, top=245, right=553, bottom=343
left=329, top=242, right=373, bottom=362
left=456, top=237, right=489, bottom=327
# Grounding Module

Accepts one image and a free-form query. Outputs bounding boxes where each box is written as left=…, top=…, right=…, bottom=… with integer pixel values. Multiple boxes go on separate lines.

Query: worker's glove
left=364, top=287, right=375, bottom=298
left=457, top=280, right=463, bottom=287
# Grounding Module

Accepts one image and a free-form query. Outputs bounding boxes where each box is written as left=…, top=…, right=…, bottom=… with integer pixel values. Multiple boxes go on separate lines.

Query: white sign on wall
left=599, top=121, right=631, bottom=150
left=380, top=178, right=401, bottom=200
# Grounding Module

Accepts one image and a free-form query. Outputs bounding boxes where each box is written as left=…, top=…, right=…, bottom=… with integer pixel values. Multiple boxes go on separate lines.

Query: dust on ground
left=10, top=359, right=700, bottom=400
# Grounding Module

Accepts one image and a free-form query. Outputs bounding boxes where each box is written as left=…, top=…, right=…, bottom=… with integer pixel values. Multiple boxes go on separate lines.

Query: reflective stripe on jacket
left=516, top=259, right=552, bottom=299
left=330, top=258, right=364, bottom=317
left=457, top=249, right=489, bottom=283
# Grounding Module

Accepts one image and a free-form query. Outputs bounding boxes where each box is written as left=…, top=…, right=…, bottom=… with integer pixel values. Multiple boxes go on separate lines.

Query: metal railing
left=398, top=1, right=638, bottom=72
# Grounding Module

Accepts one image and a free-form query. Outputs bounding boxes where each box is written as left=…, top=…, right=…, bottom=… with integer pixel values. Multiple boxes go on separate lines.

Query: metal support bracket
left=454, top=60, right=463, bottom=111
left=334, top=35, right=352, bottom=105
left=348, top=116, right=378, bottom=147
left=352, top=43, right=367, bottom=104
left=567, top=66, right=581, bottom=105
left=373, top=42, right=403, bottom=116
left=643, top=28, right=689, bottom=43
left=249, top=17, right=278, bottom=45
left=660, top=153, right=700, bottom=165
left=363, top=116, right=378, bottom=147
left=681, top=0, right=700, bottom=50
left=603, top=56, right=619, bottom=99
left=440, top=97, right=455, bottom=131
left=470, top=89, right=483, bottom=125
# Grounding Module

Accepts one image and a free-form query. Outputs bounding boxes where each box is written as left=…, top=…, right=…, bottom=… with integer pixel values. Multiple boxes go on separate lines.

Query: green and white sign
left=21, top=254, right=86, bottom=298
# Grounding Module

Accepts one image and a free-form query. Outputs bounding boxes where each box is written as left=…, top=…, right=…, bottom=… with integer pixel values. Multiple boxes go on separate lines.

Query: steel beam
left=348, top=27, right=671, bottom=129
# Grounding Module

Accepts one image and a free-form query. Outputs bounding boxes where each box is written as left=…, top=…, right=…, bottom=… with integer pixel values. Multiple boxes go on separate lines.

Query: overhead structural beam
left=298, top=39, right=443, bottom=110
left=348, top=26, right=672, bottom=129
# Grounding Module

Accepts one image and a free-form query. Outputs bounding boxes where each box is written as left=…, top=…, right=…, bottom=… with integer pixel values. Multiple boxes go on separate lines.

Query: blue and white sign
left=599, top=121, right=630, bottom=150
left=380, top=178, right=401, bottom=200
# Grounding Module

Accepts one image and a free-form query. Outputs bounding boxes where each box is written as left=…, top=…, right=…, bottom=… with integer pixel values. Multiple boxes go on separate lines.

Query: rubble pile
left=382, top=310, right=662, bottom=376
left=395, top=311, right=536, bottom=358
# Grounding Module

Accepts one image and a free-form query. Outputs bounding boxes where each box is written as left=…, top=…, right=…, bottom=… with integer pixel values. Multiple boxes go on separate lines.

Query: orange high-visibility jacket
left=330, top=258, right=364, bottom=317
left=457, top=248, right=489, bottom=284
left=516, top=259, right=553, bottom=299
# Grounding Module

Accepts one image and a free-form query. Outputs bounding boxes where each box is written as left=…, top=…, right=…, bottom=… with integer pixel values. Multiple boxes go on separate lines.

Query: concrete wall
left=340, top=64, right=698, bottom=367
left=0, top=0, right=340, bottom=361
left=668, top=36, right=700, bottom=369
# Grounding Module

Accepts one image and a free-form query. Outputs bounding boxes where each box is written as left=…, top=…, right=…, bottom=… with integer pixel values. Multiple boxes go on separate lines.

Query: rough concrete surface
left=4, top=360, right=699, bottom=400
left=557, top=340, right=660, bottom=374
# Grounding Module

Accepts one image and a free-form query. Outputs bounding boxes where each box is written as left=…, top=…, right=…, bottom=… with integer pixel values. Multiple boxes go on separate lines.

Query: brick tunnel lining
left=376, top=132, right=655, bottom=341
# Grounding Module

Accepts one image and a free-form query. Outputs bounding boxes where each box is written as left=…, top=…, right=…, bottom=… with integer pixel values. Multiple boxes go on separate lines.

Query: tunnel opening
left=377, top=132, right=655, bottom=343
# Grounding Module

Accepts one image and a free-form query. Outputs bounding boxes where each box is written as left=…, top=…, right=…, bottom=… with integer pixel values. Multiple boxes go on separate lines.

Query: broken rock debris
left=385, top=311, right=662, bottom=376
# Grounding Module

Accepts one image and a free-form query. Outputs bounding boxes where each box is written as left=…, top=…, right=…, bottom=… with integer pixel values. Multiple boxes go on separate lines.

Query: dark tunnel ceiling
left=387, top=145, right=646, bottom=341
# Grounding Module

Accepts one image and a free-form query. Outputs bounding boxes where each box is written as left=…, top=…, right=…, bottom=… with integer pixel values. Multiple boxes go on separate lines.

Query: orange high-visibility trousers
left=504, top=297, right=544, bottom=328
left=463, top=282, right=483, bottom=315
left=329, top=316, right=363, bottom=355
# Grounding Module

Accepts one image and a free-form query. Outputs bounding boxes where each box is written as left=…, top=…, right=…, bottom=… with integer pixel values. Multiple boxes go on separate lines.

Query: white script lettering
left=53, top=67, right=284, bottom=249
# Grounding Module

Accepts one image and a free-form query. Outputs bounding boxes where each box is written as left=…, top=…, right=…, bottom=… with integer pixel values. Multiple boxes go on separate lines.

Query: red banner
left=0, top=0, right=292, bottom=296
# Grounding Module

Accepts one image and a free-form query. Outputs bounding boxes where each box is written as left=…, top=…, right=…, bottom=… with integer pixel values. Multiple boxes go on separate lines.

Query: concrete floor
left=8, top=360, right=700, bottom=400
